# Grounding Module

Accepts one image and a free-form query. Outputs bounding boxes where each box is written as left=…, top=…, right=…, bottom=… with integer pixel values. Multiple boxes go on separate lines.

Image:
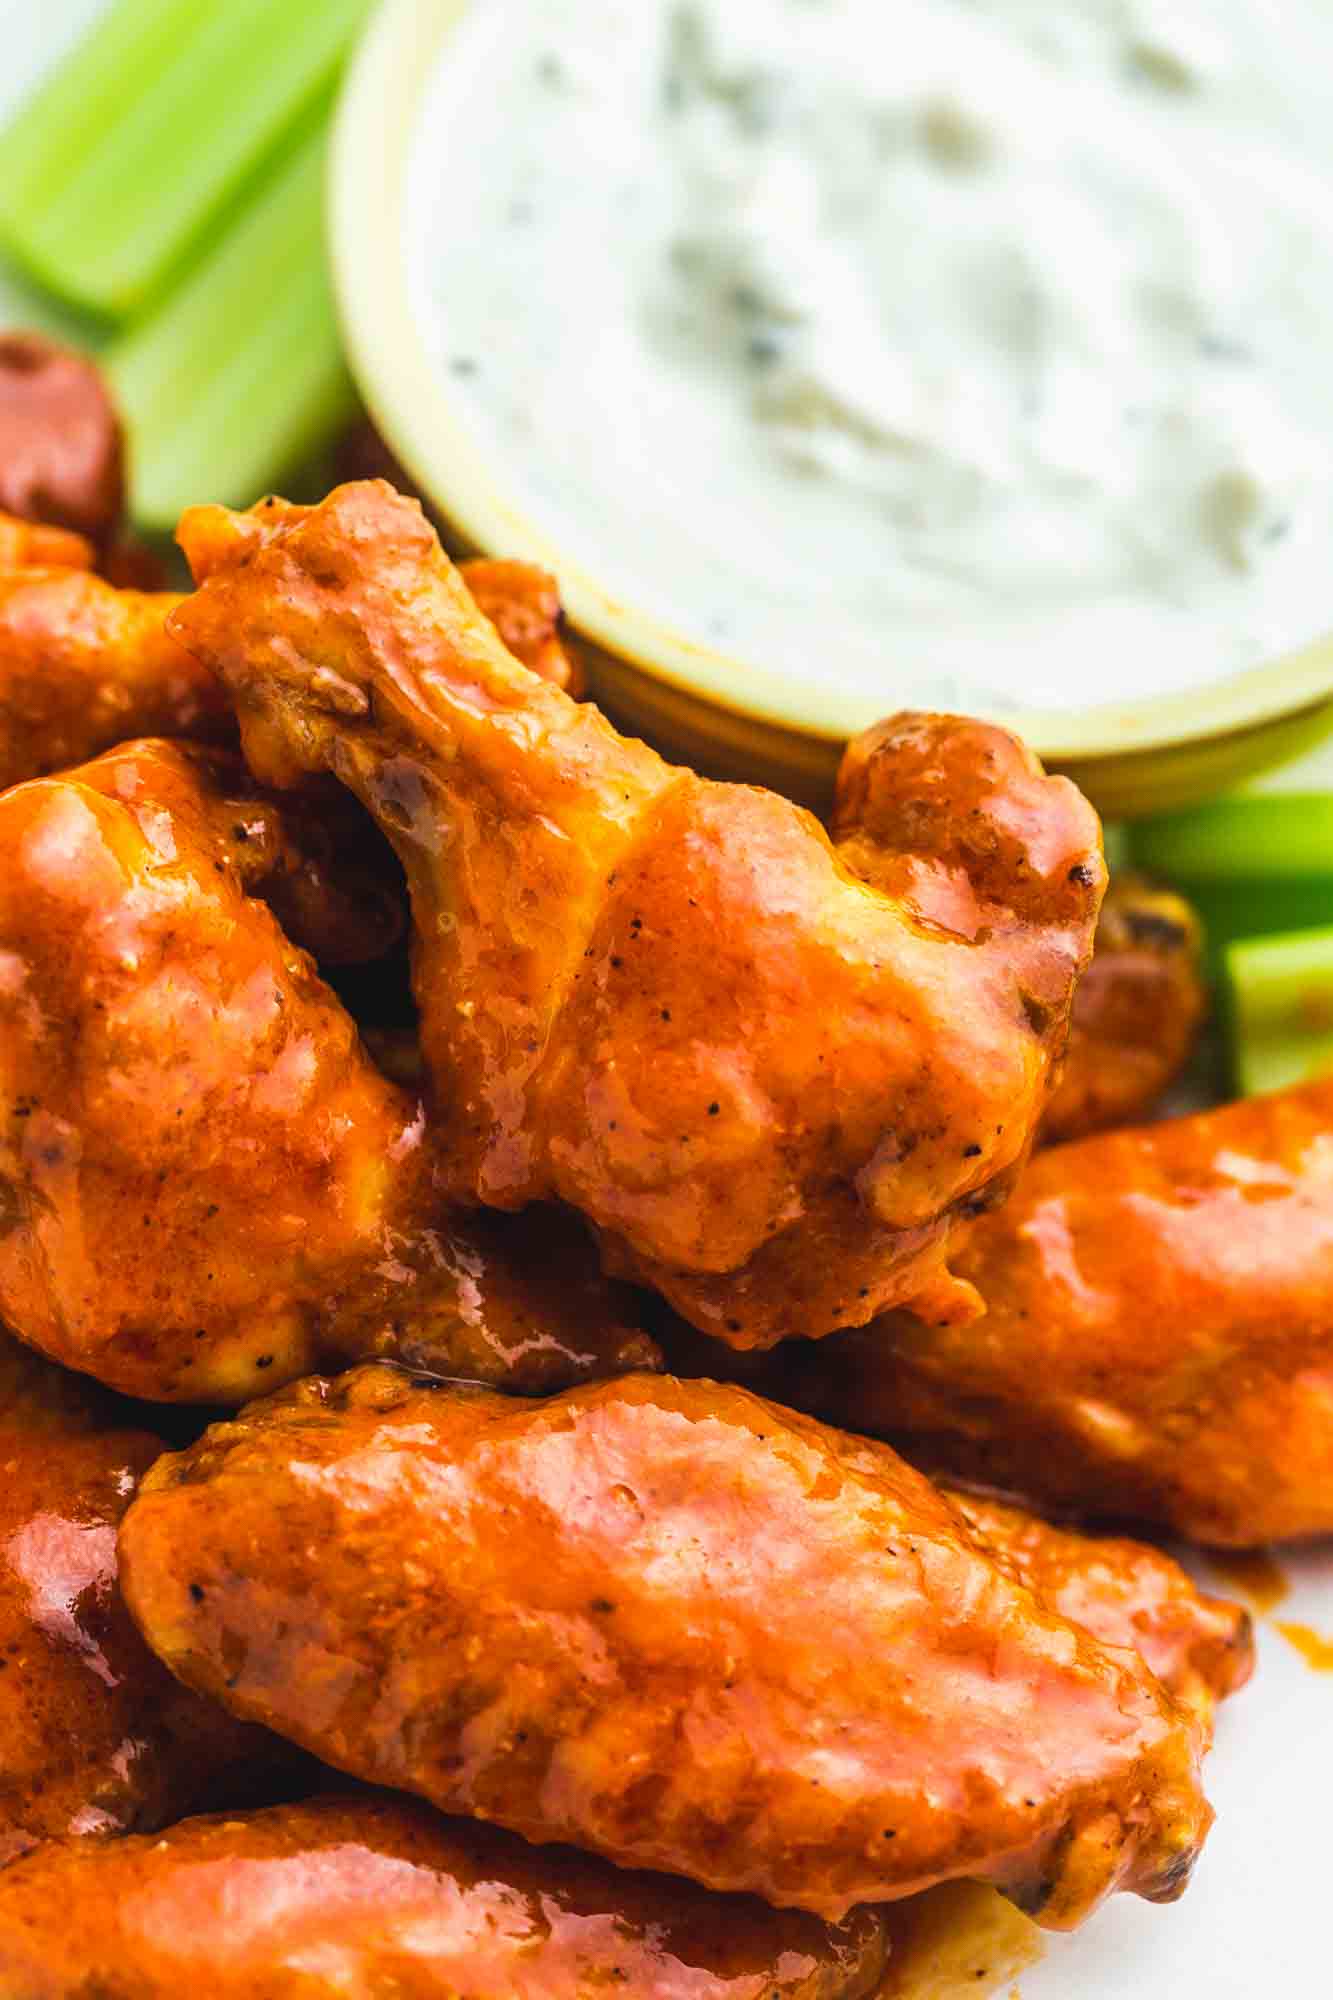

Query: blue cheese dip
left=406, top=0, right=1333, bottom=716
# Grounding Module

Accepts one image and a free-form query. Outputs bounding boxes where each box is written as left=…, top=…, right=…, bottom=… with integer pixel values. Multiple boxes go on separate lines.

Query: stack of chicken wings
left=2, top=337, right=1318, bottom=1999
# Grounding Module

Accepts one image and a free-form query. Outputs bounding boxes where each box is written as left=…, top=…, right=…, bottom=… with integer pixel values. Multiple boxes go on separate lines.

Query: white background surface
left=3, top=6, right=1332, bottom=1993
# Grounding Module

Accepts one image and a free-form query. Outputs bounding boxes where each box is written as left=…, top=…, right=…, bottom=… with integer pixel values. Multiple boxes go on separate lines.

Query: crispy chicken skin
left=120, top=1367, right=1209, bottom=1928
left=1041, top=876, right=1206, bottom=1144
left=169, top=483, right=1104, bottom=1347
left=760, top=1077, right=1333, bottom=1547
left=0, top=567, right=231, bottom=791
left=945, top=1493, right=1252, bottom=1740
left=0, top=1796, right=891, bottom=1999
left=0, top=738, right=656, bottom=1401
left=0, top=1335, right=282, bottom=1868
left=0, top=332, right=123, bottom=545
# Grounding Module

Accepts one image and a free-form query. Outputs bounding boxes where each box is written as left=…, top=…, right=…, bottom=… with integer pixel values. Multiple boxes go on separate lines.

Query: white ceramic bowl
left=330, top=0, right=1333, bottom=814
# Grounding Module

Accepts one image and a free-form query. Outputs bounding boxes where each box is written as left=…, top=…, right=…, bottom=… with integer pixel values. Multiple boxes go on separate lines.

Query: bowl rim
left=330, top=0, right=1333, bottom=765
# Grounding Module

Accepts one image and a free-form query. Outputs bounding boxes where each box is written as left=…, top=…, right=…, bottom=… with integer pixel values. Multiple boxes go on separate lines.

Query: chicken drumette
left=120, top=1367, right=1211, bottom=1929
left=750, top=1076, right=1333, bottom=1546
left=169, top=483, right=1104, bottom=1347
left=0, top=737, right=655, bottom=1401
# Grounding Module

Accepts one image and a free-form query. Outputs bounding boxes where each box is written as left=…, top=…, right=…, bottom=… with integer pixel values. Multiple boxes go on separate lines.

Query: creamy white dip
left=406, top=0, right=1333, bottom=716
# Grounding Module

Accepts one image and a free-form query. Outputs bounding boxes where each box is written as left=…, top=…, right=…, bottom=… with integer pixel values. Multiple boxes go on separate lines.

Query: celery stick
left=1129, top=795, right=1333, bottom=881
left=1128, top=796, right=1333, bottom=968
left=106, top=105, right=357, bottom=532
left=0, top=0, right=373, bottom=317
left=1226, top=927, right=1333, bottom=1096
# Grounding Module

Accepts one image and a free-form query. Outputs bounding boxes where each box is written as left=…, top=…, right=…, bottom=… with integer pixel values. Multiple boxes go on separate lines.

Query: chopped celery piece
left=0, top=0, right=373, bottom=317
left=1130, top=794, right=1333, bottom=881
left=106, top=107, right=357, bottom=532
left=1226, top=927, right=1333, bottom=1097
left=1127, top=795, right=1333, bottom=969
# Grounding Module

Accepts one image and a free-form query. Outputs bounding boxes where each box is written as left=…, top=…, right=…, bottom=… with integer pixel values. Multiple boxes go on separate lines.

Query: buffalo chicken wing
left=0, top=508, right=94, bottom=572
left=0, top=567, right=230, bottom=791
left=0, top=1794, right=892, bottom=1999
left=760, top=1077, right=1333, bottom=1546
left=170, top=483, right=1105, bottom=1347
left=119, top=1367, right=1210, bottom=1928
left=0, top=738, right=655, bottom=1401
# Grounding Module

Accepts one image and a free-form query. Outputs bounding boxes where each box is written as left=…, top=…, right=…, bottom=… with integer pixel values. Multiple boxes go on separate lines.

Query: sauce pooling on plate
left=408, top=0, right=1333, bottom=717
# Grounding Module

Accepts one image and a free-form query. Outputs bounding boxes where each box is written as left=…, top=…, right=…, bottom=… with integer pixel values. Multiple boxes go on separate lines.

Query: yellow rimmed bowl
left=330, top=0, right=1333, bottom=817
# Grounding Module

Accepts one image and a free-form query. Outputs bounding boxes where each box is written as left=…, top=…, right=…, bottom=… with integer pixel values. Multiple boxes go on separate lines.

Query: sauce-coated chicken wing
left=0, top=739, right=655, bottom=1401
left=119, top=1367, right=1209, bottom=1928
left=169, top=483, right=1104, bottom=1347
left=760, top=1078, right=1333, bottom=1546
left=1041, top=876, right=1206, bottom=1144
left=0, top=567, right=230, bottom=791
left=0, top=1335, right=282, bottom=1867
left=0, top=508, right=94, bottom=572
left=0, top=1794, right=892, bottom=1998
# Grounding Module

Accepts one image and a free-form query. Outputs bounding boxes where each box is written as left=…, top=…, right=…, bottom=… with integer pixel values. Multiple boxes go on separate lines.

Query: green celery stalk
left=1127, top=796, right=1333, bottom=969
left=106, top=103, right=357, bottom=533
left=1225, top=927, right=1333, bottom=1097
left=0, top=0, right=373, bottom=317
left=1129, top=794, right=1333, bottom=880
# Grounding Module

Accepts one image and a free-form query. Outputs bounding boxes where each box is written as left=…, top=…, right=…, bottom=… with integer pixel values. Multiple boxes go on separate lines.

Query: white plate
left=2, top=9, right=1331, bottom=1995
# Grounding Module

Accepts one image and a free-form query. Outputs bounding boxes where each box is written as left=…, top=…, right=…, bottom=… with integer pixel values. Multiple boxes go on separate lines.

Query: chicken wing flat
left=120, top=1367, right=1209, bottom=1927
left=0, top=567, right=231, bottom=791
left=1041, top=876, right=1206, bottom=1144
left=759, top=1077, right=1333, bottom=1546
left=0, top=332, right=123, bottom=545
left=0, top=738, right=655, bottom=1401
left=0, top=1335, right=283, bottom=1868
left=0, top=1795, right=891, bottom=2000
left=169, top=483, right=1104, bottom=1348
